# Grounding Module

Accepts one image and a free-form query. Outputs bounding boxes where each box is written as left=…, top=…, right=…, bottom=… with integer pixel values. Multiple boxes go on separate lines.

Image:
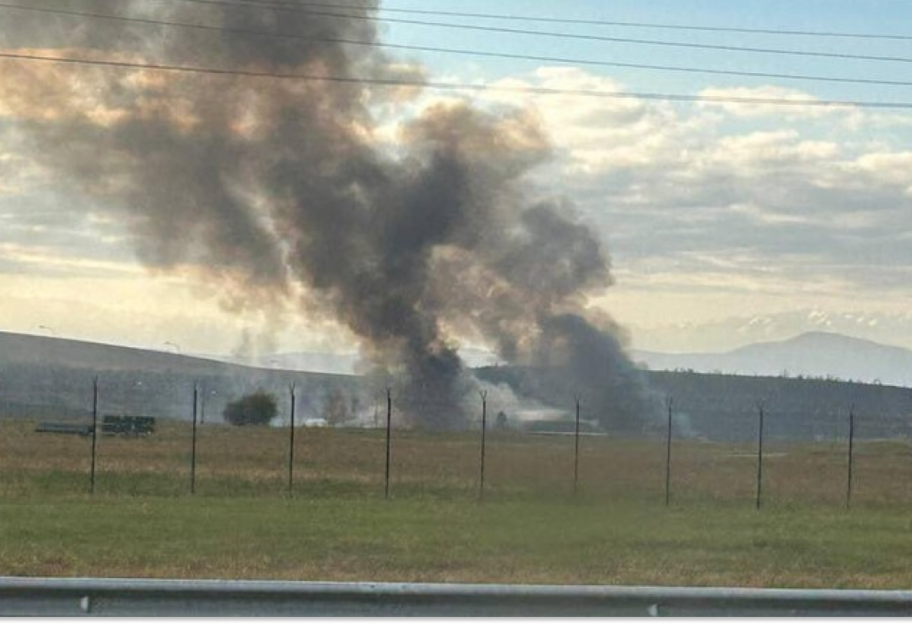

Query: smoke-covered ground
left=1, top=0, right=661, bottom=430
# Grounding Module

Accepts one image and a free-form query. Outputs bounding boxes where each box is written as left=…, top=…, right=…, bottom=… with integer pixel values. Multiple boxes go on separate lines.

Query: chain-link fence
left=1, top=382, right=911, bottom=507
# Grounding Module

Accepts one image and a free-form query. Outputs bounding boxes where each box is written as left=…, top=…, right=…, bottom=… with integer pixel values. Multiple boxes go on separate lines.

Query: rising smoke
left=1, top=0, right=661, bottom=430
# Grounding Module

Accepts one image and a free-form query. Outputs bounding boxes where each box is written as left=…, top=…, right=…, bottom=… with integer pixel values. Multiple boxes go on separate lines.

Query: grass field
left=1, top=419, right=911, bottom=587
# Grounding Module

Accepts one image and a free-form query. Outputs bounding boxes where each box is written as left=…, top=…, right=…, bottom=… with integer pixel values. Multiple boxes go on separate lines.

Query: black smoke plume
left=1, top=0, right=660, bottom=429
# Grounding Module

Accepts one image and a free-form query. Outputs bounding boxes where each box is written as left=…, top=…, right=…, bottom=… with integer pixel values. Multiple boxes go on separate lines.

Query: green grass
left=1, top=419, right=912, bottom=587
left=1, top=496, right=911, bottom=588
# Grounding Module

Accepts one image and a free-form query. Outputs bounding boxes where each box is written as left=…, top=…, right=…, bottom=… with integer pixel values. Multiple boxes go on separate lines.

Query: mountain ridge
left=634, top=331, right=912, bottom=388
left=629, top=309, right=912, bottom=353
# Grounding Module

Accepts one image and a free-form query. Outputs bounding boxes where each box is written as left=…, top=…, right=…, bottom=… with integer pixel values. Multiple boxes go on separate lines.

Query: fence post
left=755, top=401, right=765, bottom=511
left=384, top=389, right=392, bottom=500
left=90, top=376, right=99, bottom=495
left=0, top=375, right=3, bottom=475
left=288, top=384, right=297, bottom=496
left=573, top=397, right=581, bottom=496
left=847, top=406, right=856, bottom=510
left=665, top=396, right=674, bottom=507
left=479, top=390, right=488, bottom=501
left=190, top=383, right=198, bottom=495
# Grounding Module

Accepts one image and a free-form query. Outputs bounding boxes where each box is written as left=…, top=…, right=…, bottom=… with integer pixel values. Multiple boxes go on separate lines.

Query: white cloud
left=851, top=152, right=912, bottom=194
left=697, top=85, right=835, bottom=119
left=705, top=130, right=840, bottom=169
left=457, top=68, right=912, bottom=310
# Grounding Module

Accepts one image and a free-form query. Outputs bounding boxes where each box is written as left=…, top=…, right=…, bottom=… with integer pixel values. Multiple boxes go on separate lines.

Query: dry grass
left=2, top=419, right=912, bottom=586
left=2, top=419, right=911, bottom=506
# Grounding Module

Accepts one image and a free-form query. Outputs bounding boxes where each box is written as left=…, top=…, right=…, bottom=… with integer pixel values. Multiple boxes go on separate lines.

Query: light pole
left=200, top=388, right=216, bottom=425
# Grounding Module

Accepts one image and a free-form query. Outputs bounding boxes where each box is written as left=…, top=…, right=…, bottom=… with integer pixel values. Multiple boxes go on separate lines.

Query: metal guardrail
left=1, top=578, right=912, bottom=616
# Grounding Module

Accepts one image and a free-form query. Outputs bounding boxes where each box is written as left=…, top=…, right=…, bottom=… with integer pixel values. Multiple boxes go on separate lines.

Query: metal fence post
left=288, top=384, right=296, bottom=496
left=90, top=376, right=99, bottom=495
left=0, top=375, right=3, bottom=476
left=190, top=383, right=198, bottom=495
left=384, top=389, right=392, bottom=500
left=479, top=391, right=488, bottom=501
left=665, top=397, right=674, bottom=507
left=573, top=397, right=581, bottom=496
left=847, top=406, right=856, bottom=510
left=755, top=401, right=765, bottom=511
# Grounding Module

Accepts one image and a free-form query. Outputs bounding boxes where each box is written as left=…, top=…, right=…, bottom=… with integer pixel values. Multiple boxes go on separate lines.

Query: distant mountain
left=634, top=331, right=912, bottom=388
left=631, top=309, right=912, bottom=353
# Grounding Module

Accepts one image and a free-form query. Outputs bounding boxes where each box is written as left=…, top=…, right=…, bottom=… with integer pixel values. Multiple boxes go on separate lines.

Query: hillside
left=477, top=364, right=912, bottom=442
left=0, top=331, right=238, bottom=375
left=645, top=370, right=912, bottom=442
left=0, top=332, right=359, bottom=424
left=2, top=332, right=911, bottom=441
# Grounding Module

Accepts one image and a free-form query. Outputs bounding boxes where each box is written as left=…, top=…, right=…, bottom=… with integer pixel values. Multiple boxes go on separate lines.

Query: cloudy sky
left=2, top=0, right=912, bottom=356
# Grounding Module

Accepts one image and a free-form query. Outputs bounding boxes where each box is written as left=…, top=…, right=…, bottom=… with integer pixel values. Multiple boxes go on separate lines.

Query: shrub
left=223, top=391, right=278, bottom=426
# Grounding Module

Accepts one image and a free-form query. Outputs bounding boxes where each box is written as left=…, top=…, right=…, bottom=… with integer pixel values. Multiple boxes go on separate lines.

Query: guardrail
left=1, top=577, right=911, bottom=616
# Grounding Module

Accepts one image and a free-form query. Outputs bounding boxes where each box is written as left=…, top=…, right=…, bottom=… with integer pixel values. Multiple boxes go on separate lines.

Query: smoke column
left=1, top=0, right=660, bottom=429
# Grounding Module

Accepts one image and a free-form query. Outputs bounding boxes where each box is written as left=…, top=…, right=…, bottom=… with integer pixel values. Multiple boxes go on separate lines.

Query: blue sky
left=377, top=0, right=912, bottom=104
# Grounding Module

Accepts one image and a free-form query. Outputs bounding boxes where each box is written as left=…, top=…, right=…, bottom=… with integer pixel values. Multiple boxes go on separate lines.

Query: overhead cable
left=3, top=3, right=911, bottom=88
left=3, top=51, right=912, bottom=109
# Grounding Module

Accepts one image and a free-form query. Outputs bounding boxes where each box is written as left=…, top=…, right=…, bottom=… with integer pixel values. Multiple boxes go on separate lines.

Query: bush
left=223, top=391, right=278, bottom=426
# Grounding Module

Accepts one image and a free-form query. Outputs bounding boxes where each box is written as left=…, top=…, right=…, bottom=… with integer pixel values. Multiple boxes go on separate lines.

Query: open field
left=1, top=420, right=911, bottom=586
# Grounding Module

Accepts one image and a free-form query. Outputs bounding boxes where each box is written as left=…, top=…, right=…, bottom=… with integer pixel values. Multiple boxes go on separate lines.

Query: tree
left=223, top=391, right=278, bottom=426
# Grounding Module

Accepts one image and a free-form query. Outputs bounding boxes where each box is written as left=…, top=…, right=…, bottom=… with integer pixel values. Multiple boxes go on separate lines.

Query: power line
left=4, top=3, right=912, bottom=88
left=157, top=0, right=912, bottom=65
left=3, top=50, right=912, bottom=109
left=229, top=0, right=912, bottom=43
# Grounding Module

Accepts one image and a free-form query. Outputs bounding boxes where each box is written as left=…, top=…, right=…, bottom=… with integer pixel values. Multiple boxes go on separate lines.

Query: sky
left=2, top=0, right=912, bottom=356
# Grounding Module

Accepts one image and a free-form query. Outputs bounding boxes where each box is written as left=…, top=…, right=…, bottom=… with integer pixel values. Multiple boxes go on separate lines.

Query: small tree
left=223, top=391, right=278, bottom=426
